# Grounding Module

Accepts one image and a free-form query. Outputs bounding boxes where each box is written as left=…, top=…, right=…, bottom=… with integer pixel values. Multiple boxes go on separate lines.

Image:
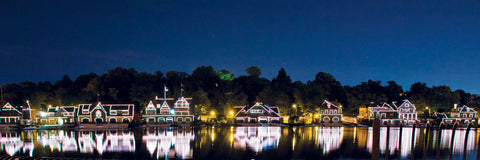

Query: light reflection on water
left=0, top=126, right=478, bottom=159
left=143, top=128, right=194, bottom=159
left=317, top=127, right=343, bottom=154
left=233, top=126, right=281, bottom=153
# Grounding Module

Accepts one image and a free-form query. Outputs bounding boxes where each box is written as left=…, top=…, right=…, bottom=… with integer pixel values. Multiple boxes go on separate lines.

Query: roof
left=0, top=102, right=30, bottom=117
left=397, top=99, right=415, bottom=109
left=174, top=97, right=192, bottom=108
left=320, top=100, right=341, bottom=109
left=234, top=102, right=281, bottom=118
left=458, top=105, right=477, bottom=113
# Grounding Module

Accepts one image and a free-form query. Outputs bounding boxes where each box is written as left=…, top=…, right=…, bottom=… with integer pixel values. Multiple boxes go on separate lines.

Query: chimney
left=454, top=104, right=457, bottom=109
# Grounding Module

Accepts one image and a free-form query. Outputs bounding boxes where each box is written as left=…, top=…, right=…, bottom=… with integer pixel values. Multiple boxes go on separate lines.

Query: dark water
left=0, top=126, right=478, bottom=159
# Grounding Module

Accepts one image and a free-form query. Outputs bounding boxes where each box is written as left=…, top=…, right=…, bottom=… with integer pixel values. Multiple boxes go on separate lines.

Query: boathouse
left=394, top=99, right=418, bottom=125
left=234, top=102, right=281, bottom=123
left=142, top=85, right=194, bottom=124
left=319, top=100, right=343, bottom=123
left=0, top=100, right=32, bottom=125
left=77, top=102, right=134, bottom=124
left=143, top=96, right=194, bottom=124
left=367, top=102, right=399, bottom=125
left=437, top=104, right=477, bottom=125
left=37, top=106, right=77, bottom=125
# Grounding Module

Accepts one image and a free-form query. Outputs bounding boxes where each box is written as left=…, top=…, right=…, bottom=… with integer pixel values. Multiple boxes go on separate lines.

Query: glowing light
left=233, top=127, right=281, bottom=153
left=39, top=111, right=47, bottom=118
left=211, top=111, right=215, bottom=116
left=317, top=127, right=343, bottom=154
left=170, top=109, right=175, bottom=115
left=58, top=118, right=63, bottom=125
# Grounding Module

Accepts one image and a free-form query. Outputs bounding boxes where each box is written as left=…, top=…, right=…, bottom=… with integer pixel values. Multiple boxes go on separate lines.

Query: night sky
left=1, top=1, right=480, bottom=93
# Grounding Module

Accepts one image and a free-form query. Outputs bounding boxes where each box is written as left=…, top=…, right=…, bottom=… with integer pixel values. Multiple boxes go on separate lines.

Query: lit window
left=250, top=109, right=264, bottom=113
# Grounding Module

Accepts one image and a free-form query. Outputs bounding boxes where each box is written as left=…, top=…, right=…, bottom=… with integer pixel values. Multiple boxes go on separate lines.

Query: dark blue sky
left=1, top=1, right=480, bottom=94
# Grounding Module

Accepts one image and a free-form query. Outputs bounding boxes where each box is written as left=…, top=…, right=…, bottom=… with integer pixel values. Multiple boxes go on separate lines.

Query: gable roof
left=397, top=99, right=415, bottom=109
left=457, top=105, right=477, bottom=113
left=234, top=102, right=281, bottom=118
left=0, top=102, right=23, bottom=117
left=2, top=103, right=21, bottom=113
left=321, top=100, right=341, bottom=109
left=146, top=101, right=156, bottom=110
left=174, top=97, right=191, bottom=108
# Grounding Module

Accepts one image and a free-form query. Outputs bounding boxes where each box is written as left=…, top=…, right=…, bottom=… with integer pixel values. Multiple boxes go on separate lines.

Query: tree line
left=2, top=66, right=479, bottom=118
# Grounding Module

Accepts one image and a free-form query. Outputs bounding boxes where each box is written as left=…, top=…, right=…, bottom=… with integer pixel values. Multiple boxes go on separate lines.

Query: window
left=250, top=109, right=264, bottom=113
left=96, top=110, right=102, bottom=117
left=82, top=109, right=89, bottom=114
left=110, top=110, right=117, bottom=115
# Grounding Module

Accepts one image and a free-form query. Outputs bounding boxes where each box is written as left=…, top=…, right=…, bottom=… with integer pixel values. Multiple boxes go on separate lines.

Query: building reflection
left=37, top=130, right=77, bottom=152
left=366, top=127, right=419, bottom=157
left=234, top=126, right=281, bottom=153
left=142, top=128, right=195, bottom=159
left=78, top=130, right=135, bottom=155
left=437, top=129, right=476, bottom=155
left=317, top=127, right=343, bottom=154
left=0, top=132, right=34, bottom=157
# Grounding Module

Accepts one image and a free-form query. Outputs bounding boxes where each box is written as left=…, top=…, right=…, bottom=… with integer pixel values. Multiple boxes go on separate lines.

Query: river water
left=0, top=126, right=477, bottom=159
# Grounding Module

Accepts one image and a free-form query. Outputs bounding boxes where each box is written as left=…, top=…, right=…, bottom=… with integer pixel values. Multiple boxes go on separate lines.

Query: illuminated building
left=0, top=100, right=32, bottom=125
left=36, top=106, right=76, bottom=125
left=366, top=102, right=399, bottom=125
left=394, top=100, right=418, bottom=125
left=319, top=100, right=343, bottom=124
left=77, top=102, right=134, bottom=123
left=234, top=102, right=281, bottom=124
left=363, top=99, right=418, bottom=126
left=436, top=104, right=477, bottom=125
left=143, top=84, right=194, bottom=124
